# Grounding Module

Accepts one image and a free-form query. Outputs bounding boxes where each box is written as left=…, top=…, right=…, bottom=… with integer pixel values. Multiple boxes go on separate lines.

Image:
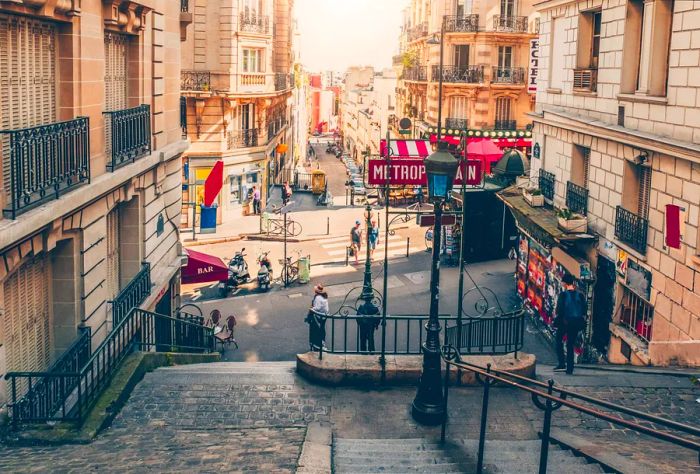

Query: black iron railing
left=538, top=169, right=555, bottom=201
left=104, top=104, right=151, bottom=171
left=432, top=65, right=484, bottom=83
left=240, top=10, right=269, bottom=34
left=444, top=310, right=525, bottom=356
left=492, top=15, right=528, bottom=32
left=110, top=262, right=151, bottom=327
left=275, top=73, right=291, bottom=91
left=403, top=66, right=427, bottom=81
left=615, top=206, right=648, bottom=253
left=619, top=286, right=654, bottom=342
left=268, top=117, right=287, bottom=140
left=445, top=118, right=468, bottom=130
left=494, top=120, right=517, bottom=130
left=444, top=14, right=479, bottom=33
left=566, top=181, right=588, bottom=216
left=440, top=349, right=700, bottom=473
left=492, top=66, right=525, bottom=84
left=181, top=0, right=188, bottom=12
left=5, top=309, right=214, bottom=426
left=1, top=117, right=90, bottom=219
left=181, top=70, right=211, bottom=91
left=228, top=128, right=259, bottom=149
left=408, top=22, right=428, bottom=41
left=180, top=97, right=187, bottom=138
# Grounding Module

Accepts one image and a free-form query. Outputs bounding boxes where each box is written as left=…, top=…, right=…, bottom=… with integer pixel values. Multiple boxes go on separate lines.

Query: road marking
left=318, top=234, right=404, bottom=249
left=287, top=293, right=304, bottom=299
left=404, top=271, right=430, bottom=285
left=324, top=275, right=404, bottom=298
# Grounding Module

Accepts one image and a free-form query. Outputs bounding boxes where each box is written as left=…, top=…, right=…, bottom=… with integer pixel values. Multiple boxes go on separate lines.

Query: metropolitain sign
left=367, top=159, right=483, bottom=186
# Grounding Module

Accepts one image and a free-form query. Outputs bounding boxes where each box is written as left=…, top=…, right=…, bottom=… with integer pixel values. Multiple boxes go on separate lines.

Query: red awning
left=380, top=139, right=431, bottom=158
left=182, top=249, right=228, bottom=284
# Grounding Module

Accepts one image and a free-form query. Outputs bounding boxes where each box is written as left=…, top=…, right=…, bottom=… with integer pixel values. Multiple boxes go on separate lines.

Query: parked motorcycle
left=218, top=248, right=250, bottom=297
left=257, top=252, right=272, bottom=291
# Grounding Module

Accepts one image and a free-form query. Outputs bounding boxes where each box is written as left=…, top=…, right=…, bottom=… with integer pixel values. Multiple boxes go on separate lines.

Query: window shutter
left=495, top=97, right=512, bottom=122
left=638, top=167, right=651, bottom=218
left=104, top=31, right=128, bottom=112
left=582, top=147, right=590, bottom=186
left=106, top=207, right=121, bottom=303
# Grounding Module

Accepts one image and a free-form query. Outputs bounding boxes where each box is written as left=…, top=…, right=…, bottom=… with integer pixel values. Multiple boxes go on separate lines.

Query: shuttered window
left=449, top=96, right=468, bottom=119
left=3, top=255, right=51, bottom=394
left=638, top=166, right=651, bottom=218
left=106, top=206, right=121, bottom=302
left=0, top=15, right=57, bottom=202
left=104, top=31, right=128, bottom=112
left=495, top=97, right=512, bottom=122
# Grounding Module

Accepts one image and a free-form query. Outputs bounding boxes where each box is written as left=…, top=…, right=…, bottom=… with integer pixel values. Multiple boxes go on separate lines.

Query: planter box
left=558, top=215, right=588, bottom=233
left=523, top=190, right=544, bottom=207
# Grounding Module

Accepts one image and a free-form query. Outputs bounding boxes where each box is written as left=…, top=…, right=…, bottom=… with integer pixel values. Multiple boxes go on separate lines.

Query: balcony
left=573, top=68, right=598, bottom=92
left=538, top=169, right=555, bottom=201
left=403, top=66, right=427, bottom=82
left=103, top=104, right=152, bottom=172
left=492, top=66, right=526, bottom=84
left=275, top=73, right=291, bottom=91
left=181, top=71, right=211, bottom=91
left=1, top=117, right=90, bottom=219
left=445, top=118, right=468, bottom=130
left=392, top=54, right=403, bottom=66
left=432, top=65, right=484, bottom=84
left=494, top=120, right=517, bottom=130
left=408, top=22, right=428, bottom=41
left=615, top=206, right=648, bottom=254
left=493, top=15, right=528, bottom=33
left=240, top=11, right=270, bottom=34
left=267, top=117, right=288, bottom=140
left=228, top=128, right=259, bottom=149
left=566, top=181, right=589, bottom=216
left=444, top=14, right=479, bottom=33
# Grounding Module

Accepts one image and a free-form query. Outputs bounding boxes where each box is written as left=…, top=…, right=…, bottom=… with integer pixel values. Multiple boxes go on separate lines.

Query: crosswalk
left=317, top=234, right=426, bottom=259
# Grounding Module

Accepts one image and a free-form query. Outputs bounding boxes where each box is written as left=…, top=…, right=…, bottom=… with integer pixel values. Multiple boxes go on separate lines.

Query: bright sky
left=295, top=0, right=408, bottom=72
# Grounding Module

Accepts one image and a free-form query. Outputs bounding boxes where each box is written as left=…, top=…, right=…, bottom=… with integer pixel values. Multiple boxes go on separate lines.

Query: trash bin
left=200, top=204, right=218, bottom=234
left=298, top=255, right=311, bottom=283
left=262, top=211, right=270, bottom=233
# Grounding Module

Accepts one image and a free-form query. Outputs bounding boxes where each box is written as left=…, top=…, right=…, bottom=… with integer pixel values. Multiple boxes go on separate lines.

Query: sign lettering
left=197, top=266, right=214, bottom=275
left=367, top=159, right=482, bottom=186
left=528, top=39, right=539, bottom=95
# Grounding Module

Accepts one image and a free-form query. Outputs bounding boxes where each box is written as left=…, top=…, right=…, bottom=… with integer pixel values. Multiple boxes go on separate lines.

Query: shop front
left=227, top=165, right=262, bottom=216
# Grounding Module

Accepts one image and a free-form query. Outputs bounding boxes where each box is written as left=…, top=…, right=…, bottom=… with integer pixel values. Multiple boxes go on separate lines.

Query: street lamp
left=412, top=139, right=459, bottom=425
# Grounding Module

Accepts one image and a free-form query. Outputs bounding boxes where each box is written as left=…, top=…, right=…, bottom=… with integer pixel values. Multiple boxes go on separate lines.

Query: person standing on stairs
left=553, top=273, right=587, bottom=374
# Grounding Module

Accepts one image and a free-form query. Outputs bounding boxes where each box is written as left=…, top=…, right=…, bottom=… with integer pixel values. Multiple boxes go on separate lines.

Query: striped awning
left=380, top=139, right=431, bottom=158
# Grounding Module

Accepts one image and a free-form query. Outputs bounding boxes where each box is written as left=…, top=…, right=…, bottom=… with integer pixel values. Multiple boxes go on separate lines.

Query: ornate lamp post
left=411, top=140, right=459, bottom=425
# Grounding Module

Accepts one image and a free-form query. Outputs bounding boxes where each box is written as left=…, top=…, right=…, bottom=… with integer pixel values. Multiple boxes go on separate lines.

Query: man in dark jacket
left=554, top=273, right=587, bottom=374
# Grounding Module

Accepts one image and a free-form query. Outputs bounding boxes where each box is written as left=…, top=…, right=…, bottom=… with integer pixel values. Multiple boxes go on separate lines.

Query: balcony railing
left=110, top=262, right=151, bottom=326
left=228, top=128, right=259, bottom=149
left=492, top=66, right=526, bottom=84
left=615, top=206, right=648, bottom=254
left=573, top=68, right=598, bottom=92
left=493, top=15, right=528, bottom=33
left=181, top=70, right=211, bottom=91
left=403, top=66, right=427, bottom=81
left=392, top=54, right=403, bottom=65
left=620, top=286, right=654, bottom=342
left=444, top=14, right=479, bottom=33
left=408, top=22, right=428, bottom=41
left=566, top=181, right=589, bottom=216
left=275, top=73, right=291, bottom=91
left=494, top=119, right=517, bottom=130
left=181, top=0, right=188, bottom=12
left=538, top=169, right=555, bottom=201
left=268, top=117, right=287, bottom=140
left=240, top=11, right=269, bottom=34
left=433, top=65, right=484, bottom=83
left=445, top=118, right=468, bottom=130
left=1, top=117, right=90, bottom=219
left=180, top=97, right=187, bottom=138
left=104, top=104, right=151, bottom=171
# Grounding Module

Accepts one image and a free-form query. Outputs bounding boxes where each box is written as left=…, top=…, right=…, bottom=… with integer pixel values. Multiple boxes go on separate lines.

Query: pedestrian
left=350, top=220, right=362, bottom=264
left=357, top=299, right=380, bottom=353
left=305, top=284, right=329, bottom=351
left=554, top=273, right=587, bottom=374
left=282, top=181, right=292, bottom=205
left=414, top=185, right=424, bottom=206
left=252, top=186, right=261, bottom=215
left=368, top=219, right=379, bottom=259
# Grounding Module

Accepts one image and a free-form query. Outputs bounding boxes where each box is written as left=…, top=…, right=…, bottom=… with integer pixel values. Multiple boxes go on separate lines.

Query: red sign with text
left=366, top=159, right=482, bottom=186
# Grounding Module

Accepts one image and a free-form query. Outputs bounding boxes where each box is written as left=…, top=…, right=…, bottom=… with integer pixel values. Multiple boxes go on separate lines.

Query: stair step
left=334, top=463, right=465, bottom=473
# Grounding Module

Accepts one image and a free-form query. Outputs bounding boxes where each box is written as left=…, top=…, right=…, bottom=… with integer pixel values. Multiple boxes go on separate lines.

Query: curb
left=296, top=422, right=332, bottom=474
left=183, top=235, right=244, bottom=246
left=546, top=429, right=632, bottom=474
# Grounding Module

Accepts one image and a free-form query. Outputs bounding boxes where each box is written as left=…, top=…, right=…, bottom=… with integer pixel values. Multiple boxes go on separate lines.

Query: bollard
left=406, top=237, right=410, bottom=258
left=345, top=247, right=349, bottom=266
left=327, top=217, right=330, bottom=235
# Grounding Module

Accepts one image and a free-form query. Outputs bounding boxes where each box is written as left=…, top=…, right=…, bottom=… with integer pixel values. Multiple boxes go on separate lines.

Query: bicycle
left=278, top=254, right=301, bottom=286
left=425, top=226, right=433, bottom=251
left=266, top=217, right=302, bottom=237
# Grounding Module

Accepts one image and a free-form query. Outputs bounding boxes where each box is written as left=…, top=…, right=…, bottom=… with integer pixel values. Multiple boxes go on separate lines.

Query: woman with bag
left=305, top=284, right=329, bottom=351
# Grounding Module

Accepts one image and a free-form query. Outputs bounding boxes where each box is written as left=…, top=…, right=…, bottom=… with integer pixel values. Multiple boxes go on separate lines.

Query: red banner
left=203, top=160, right=223, bottom=207
left=367, top=159, right=482, bottom=186
left=665, top=204, right=681, bottom=249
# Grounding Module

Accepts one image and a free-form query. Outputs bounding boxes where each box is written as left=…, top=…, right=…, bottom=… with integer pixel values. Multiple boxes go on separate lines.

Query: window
left=571, top=145, right=590, bottom=187
left=494, top=97, right=513, bottom=128
left=501, top=0, right=516, bottom=17
left=242, top=0, right=261, bottom=15
left=576, top=10, right=601, bottom=70
left=498, top=46, right=513, bottom=68
left=622, top=161, right=651, bottom=218
left=619, top=285, right=653, bottom=342
left=449, top=96, right=468, bottom=119
left=453, top=45, right=469, bottom=68
left=454, top=0, right=473, bottom=16
left=549, top=17, right=566, bottom=90
left=104, top=31, right=129, bottom=112
left=242, top=49, right=263, bottom=73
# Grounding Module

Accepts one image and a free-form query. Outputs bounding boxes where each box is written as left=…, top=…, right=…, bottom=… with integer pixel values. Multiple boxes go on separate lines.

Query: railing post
left=440, top=357, right=450, bottom=443
left=476, top=363, right=492, bottom=474
left=539, top=379, right=555, bottom=474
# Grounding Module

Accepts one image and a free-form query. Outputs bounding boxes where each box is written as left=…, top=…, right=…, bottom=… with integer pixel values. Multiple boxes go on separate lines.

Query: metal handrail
left=444, top=310, right=525, bottom=356
left=110, top=262, right=151, bottom=326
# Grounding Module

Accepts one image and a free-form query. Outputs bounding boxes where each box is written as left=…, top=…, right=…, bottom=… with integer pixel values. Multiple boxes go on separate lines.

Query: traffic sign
left=417, top=214, right=456, bottom=227
left=399, top=117, right=412, bottom=129
left=279, top=201, right=295, bottom=214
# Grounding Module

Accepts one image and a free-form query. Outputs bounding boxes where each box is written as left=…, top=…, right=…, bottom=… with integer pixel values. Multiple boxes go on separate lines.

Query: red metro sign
left=366, top=159, right=482, bottom=186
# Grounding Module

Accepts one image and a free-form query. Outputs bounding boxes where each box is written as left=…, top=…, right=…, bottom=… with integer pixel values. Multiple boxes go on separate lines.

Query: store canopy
left=182, top=249, right=228, bottom=284
left=380, top=139, right=431, bottom=158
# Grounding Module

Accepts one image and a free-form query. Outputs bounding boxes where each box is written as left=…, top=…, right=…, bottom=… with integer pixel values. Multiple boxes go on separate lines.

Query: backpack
left=351, top=227, right=360, bottom=243
left=561, top=290, right=586, bottom=321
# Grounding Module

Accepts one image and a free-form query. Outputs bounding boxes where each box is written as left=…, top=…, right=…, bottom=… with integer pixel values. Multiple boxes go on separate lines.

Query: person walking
left=357, top=299, right=380, bottom=353
left=554, top=273, right=587, bottom=374
left=368, top=219, right=379, bottom=260
left=350, top=220, right=362, bottom=264
left=305, top=284, right=329, bottom=351
left=252, top=186, right=261, bottom=215
left=282, top=181, right=292, bottom=205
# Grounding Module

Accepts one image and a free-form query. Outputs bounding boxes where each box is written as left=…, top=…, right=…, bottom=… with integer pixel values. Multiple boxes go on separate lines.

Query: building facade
left=512, top=0, right=700, bottom=366
left=0, top=0, right=186, bottom=408
left=395, top=0, right=540, bottom=138
left=180, top=0, right=294, bottom=224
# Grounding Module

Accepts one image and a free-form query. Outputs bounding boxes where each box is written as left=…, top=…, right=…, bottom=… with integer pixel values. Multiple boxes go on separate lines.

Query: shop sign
left=533, top=142, right=540, bottom=159
left=366, top=159, right=482, bottom=186
left=626, top=260, right=652, bottom=301
left=528, top=39, right=539, bottom=94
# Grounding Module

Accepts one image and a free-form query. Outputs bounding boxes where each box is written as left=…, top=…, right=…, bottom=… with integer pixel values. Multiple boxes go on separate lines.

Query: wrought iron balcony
left=104, top=104, right=152, bottom=171
left=110, top=262, right=151, bottom=326
left=538, top=169, right=555, bottom=201
left=267, top=117, right=287, bottom=140
left=493, top=15, right=528, bottom=32
left=494, top=120, right=517, bottom=130
left=275, top=73, right=291, bottom=91
left=445, top=118, right=468, bottom=130
left=444, top=14, right=479, bottom=33
left=1, top=117, right=90, bottom=219
left=228, top=128, right=259, bottom=149
left=408, top=22, right=428, bottom=41
left=433, top=65, right=484, bottom=83
left=566, top=181, right=589, bottom=216
left=181, top=70, right=211, bottom=91
left=492, top=66, right=526, bottom=84
left=615, top=206, right=648, bottom=254
left=403, top=66, right=427, bottom=82
left=240, top=10, right=270, bottom=34
left=180, top=97, right=187, bottom=138
left=573, top=68, right=598, bottom=92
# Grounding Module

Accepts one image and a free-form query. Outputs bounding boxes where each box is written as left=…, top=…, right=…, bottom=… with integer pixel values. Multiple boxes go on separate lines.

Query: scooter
left=257, top=252, right=272, bottom=291
left=218, top=248, right=250, bottom=297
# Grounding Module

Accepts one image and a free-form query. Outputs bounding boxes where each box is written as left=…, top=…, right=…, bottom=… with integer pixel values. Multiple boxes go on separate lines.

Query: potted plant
left=202, top=83, right=210, bottom=91
left=523, top=186, right=544, bottom=207
left=557, top=208, right=588, bottom=233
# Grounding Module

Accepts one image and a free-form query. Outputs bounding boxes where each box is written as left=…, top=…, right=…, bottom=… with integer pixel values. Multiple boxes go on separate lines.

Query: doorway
left=591, top=256, right=615, bottom=355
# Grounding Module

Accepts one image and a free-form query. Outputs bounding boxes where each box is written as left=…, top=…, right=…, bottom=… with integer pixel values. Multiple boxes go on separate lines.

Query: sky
left=295, top=0, right=408, bottom=73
